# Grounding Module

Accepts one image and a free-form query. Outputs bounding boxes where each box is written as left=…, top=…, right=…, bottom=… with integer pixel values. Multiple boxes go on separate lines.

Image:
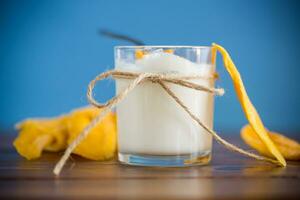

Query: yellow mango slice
left=14, top=107, right=117, bottom=161
left=135, top=50, right=145, bottom=59
left=67, top=107, right=117, bottom=160
left=135, top=49, right=174, bottom=59
left=14, top=116, right=68, bottom=160
left=164, top=49, right=174, bottom=54
left=241, top=124, right=300, bottom=160
left=213, top=43, right=286, bottom=166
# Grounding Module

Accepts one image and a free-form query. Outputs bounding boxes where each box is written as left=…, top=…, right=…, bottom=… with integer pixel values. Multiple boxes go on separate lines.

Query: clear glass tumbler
left=115, top=46, right=215, bottom=167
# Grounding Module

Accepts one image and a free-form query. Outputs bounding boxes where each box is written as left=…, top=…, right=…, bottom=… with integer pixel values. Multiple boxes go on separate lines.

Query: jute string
left=53, top=70, right=279, bottom=175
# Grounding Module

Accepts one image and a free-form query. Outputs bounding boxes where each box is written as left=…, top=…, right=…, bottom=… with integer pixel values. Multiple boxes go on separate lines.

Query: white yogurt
left=116, top=51, right=215, bottom=155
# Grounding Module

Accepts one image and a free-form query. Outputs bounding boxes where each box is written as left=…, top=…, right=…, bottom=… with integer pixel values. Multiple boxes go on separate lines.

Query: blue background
left=1, top=0, right=299, bottom=133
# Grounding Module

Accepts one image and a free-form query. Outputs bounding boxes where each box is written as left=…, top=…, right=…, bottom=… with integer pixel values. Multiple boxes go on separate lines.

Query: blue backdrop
left=1, top=0, right=299, bottom=133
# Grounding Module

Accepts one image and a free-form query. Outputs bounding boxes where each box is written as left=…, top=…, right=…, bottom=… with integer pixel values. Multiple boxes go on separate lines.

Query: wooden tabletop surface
left=0, top=133, right=299, bottom=200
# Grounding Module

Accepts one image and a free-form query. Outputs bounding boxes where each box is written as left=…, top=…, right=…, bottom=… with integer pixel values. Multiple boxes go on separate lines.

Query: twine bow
left=53, top=69, right=279, bottom=175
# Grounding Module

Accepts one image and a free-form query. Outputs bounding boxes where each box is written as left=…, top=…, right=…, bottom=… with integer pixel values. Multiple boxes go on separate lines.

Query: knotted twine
left=53, top=69, right=280, bottom=175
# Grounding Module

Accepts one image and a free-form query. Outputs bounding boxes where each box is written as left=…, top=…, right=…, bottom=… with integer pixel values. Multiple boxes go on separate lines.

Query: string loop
left=53, top=70, right=279, bottom=176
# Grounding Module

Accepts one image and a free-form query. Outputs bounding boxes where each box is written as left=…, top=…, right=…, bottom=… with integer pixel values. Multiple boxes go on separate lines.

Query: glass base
left=118, top=151, right=211, bottom=167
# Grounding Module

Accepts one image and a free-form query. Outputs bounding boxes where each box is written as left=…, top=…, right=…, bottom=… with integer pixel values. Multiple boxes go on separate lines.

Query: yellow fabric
left=212, top=43, right=286, bottom=166
left=13, top=107, right=117, bottom=161
left=241, top=124, right=300, bottom=161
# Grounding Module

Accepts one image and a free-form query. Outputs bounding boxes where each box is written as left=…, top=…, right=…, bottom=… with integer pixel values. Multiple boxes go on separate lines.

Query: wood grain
left=0, top=133, right=299, bottom=199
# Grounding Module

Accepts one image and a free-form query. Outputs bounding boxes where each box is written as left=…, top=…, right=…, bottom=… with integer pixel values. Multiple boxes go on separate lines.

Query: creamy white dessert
left=116, top=50, right=215, bottom=155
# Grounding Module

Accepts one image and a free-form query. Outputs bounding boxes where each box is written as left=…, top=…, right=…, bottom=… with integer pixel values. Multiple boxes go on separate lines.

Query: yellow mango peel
left=67, top=107, right=117, bottom=160
left=14, top=116, right=68, bottom=160
left=13, top=107, right=117, bottom=161
left=241, top=124, right=300, bottom=161
left=213, top=43, right=286, bottom=167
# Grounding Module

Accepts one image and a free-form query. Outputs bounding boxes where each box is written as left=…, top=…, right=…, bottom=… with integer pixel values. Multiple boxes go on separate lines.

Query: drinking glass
left=115, top=46, right=215, bottom=167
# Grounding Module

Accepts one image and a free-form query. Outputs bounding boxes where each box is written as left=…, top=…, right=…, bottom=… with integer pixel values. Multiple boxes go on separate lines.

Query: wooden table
left=0, top=133, right=299, bottom=199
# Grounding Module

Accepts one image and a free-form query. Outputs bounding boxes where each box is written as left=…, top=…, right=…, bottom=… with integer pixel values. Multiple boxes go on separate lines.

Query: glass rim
left=115, top=45, right=211, bottom=49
